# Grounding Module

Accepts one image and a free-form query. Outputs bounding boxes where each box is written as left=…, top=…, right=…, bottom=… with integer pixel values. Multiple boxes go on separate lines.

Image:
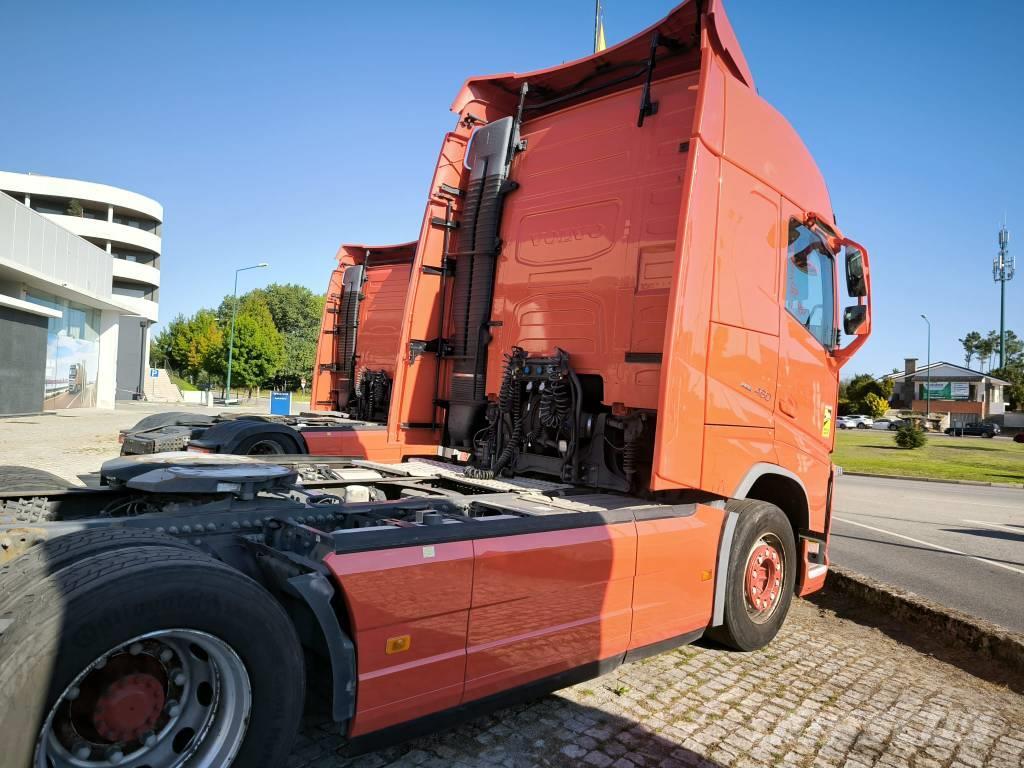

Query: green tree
left=150, top=315, right=189, bottom=373
left=894, top=421, right=926, bottom=449
left=217, top=283, right=325, bottom=388
left=843, top=373, right=892, bottom=414
left=977, top=331, right=999, bottom=372
left=186, top=310, right=224, bottom=384
left=959, top=331, right=982, bottom=368
left=220, top=300, right=285, bottom=395
left=65, top=199, right=84, bottom=217
left=863, top=392, right=889, bottom=419
left=990, top=363, right=1024, bottom=411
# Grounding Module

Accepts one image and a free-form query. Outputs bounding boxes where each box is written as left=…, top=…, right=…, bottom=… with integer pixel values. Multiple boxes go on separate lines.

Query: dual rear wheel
left=0, top=535, right=306, bottom=767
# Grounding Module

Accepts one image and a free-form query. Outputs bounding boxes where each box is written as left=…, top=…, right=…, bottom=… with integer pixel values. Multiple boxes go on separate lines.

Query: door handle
left=779, top=396, right=797, bottom=418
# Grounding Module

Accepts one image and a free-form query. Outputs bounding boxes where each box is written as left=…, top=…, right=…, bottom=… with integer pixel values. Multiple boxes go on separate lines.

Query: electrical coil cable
left=538, top=378, right=570, bottom=429
left=622, top=435, right=638, bottom=483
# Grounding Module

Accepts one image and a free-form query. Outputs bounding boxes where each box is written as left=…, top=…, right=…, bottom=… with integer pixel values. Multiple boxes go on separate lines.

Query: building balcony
left=112, top=258, right=160, bottom=288
left=113, top=294, right=159, bottom=322
left=41, top=214, right=162, bottom=256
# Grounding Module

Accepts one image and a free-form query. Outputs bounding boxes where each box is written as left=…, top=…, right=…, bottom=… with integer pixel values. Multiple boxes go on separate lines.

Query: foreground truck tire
left=0, top=529, right=196, bottom=619
left=0, top=545, right=305, bottom=767
left=710, top=500, right=797, bottom=652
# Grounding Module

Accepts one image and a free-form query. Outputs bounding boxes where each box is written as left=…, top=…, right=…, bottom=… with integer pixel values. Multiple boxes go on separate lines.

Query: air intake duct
left=334, top=263, right=364, bottom=409
left=446, top=116, right=517, bottom=447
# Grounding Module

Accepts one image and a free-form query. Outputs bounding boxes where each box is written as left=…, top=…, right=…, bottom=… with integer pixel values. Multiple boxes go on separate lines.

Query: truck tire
left=0, top=465, right=71, bottom=493
left=0, top=528, right=195, bottom=620
left=708, top=499, right=797, bottom=652
left=236, top=432, right=300, bottom=455
left=0, top=545, right=305, bottom=768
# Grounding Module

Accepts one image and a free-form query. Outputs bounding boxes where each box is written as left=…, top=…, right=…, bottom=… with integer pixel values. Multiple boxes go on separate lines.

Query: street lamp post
left=225, top=263, right=269, bottom=399
left=920, top=314, right=931, bottom=429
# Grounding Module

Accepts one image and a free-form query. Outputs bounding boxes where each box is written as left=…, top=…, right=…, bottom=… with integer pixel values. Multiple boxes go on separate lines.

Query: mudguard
left=189, top=419, right=309, bottom=455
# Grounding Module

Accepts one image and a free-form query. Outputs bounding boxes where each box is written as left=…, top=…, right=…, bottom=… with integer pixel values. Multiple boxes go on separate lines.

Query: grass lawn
left=832, top=429, right=1024, bottom=485
left=169, top=373, right=198, bottom=392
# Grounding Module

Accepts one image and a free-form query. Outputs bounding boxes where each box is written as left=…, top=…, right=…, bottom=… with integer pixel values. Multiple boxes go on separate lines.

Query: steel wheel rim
left=246, top=440, right=285, bottom=455
left=743, top=533, right=785, bottom=624
left=36, top=628, right=252, bottom=768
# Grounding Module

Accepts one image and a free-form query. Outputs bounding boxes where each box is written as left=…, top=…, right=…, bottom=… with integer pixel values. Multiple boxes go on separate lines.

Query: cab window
left=785, top=220, right=835, bottom=347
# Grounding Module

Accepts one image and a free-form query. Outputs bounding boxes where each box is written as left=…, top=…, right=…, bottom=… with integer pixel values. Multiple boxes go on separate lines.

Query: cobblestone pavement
left=3, top=406, right=1023, bottom=767
left=290, top=600, right=1024, bottom=768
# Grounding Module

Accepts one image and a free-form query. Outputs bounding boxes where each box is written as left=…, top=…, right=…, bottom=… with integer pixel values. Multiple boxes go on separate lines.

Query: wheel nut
left=129, top=642, right=143, bottom=655
left=160, top=648, right=174, bottom=663
left=107, top=747, right=125, bottom=764
left=66, top=686, right=80, bottom=701
left=143, top=731, right=157, bottom=747
left=94, top=656, right=107, bottom=670
left=173, top=672, right=187, bottom=686
left=166, top=699, right=181, bottom=717
left=74, top=744, right=91, bottom=760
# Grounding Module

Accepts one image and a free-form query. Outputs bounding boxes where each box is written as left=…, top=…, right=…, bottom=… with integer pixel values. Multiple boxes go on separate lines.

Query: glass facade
left=26, top=293, right=101, bottom=409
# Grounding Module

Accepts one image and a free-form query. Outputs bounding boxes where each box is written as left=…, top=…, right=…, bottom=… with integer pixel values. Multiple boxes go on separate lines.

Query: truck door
left=774, top=204, right=840, bottom=482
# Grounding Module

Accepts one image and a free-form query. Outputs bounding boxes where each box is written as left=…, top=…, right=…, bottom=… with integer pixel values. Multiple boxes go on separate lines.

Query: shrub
left=863, top=392, right=889, bottom=419
left=894, top=421, right=927, bottom=449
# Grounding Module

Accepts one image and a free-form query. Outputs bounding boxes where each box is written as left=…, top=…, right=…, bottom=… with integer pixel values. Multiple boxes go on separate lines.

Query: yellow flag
left=594, top=1, right=607, bottom=53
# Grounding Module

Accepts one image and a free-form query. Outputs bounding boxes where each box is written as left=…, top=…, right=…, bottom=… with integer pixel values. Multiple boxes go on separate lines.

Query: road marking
left=834, top=517, right=1024, bottom=576
left=963, top=519, right=1024, bottom=535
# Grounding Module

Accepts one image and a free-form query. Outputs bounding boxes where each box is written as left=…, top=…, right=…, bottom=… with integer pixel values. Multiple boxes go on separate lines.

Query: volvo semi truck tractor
left=310, top=241, right=418, bottom=419
left=117, top=242, right=417, bottom=456
left=0, top=2, right=871, bottom=765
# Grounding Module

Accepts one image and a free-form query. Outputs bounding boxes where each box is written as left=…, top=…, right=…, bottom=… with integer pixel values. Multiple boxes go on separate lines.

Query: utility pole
left=993, top=223, right=1014, bottom=369
left=921, top=314, right=931, bottom=428
left=225, top=263, right=269, bottom=399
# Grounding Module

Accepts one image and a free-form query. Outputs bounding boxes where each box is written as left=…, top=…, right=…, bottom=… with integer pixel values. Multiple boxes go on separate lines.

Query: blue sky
left=2, top=1, right=1021, bottom=377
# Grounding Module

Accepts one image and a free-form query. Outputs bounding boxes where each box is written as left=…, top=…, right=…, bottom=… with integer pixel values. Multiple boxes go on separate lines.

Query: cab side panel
left=487, top=73, right=698, bottom=410
left=628, top=505, right=724, bottom=650
left=326, top=543, right=474, bottom=736
left=358, top=261, right=414, bottom=376
left=463, top=524, right=636, bottom=703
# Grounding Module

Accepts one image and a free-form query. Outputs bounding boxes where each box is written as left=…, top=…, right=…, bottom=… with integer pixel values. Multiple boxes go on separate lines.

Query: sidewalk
left=0, top=402, right=224, bottom=486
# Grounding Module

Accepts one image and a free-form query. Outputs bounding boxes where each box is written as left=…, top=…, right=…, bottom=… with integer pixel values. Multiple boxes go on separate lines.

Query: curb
left=838, top=470, right=1024, bottom=490
left=823, top=566, right=1024, bottom=679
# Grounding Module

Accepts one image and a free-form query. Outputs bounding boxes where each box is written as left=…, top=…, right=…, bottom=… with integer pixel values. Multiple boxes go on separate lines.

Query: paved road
left=830, top=474, right=1024, bottom=632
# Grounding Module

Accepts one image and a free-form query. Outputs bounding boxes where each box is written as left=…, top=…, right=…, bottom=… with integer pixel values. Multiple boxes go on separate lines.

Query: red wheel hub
left=745, top=543, right=782, bottom=614
left=92, top=672, right=166, bottom=742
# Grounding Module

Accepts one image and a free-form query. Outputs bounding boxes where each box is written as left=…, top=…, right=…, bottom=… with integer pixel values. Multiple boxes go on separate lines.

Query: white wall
left=95, top=310, right=120, bottom=408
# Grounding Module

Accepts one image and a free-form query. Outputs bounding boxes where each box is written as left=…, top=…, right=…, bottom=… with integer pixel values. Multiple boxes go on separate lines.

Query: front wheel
left=856, top=423, right=868, bottom=429
left=0, top=545, right=305, bottom=767
left=708, top=499, right=797, bottom=651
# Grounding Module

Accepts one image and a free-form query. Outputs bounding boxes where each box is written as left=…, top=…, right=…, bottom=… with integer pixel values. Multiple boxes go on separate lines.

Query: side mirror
left=845, top=246, right=866, bottom=297
left=843, top=305, right=868, bottom=335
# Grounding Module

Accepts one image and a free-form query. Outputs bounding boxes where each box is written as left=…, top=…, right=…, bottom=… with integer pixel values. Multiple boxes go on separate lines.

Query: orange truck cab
left=310, top=241, right=417, bottom=420
left=302, top=0, right=870, bottom=578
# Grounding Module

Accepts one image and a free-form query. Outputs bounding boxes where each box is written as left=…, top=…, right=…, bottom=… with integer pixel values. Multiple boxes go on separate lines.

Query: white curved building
left=0, top=171, right=163, bottom=404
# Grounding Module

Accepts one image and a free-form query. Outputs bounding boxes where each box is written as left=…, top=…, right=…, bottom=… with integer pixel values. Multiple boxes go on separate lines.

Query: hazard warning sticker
left=822, top=405, right=834, bottom=438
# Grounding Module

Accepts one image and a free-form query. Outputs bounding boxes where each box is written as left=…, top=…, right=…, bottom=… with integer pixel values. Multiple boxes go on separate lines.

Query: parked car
left=872, top=419, right=904, bottom=431
left=844, top=415, right=874, bottom=429
left=944, top=422, right=1001, bottom=438
left=836, top=416, right=855, bottom=429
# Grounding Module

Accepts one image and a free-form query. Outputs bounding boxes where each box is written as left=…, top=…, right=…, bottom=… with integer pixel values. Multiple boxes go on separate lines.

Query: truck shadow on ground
left=302, top=694, right=722, bottom=768
left=806, top=586, right=1023, bottom=695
